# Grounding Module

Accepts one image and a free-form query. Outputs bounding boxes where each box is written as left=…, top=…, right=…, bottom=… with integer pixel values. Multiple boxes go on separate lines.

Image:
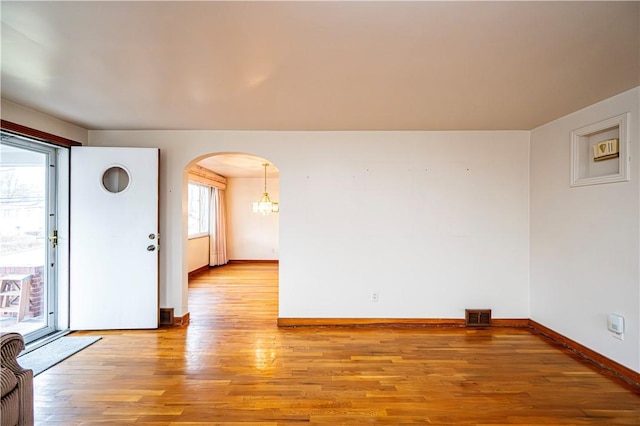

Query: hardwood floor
left=34, top=263, right=639, bottom=424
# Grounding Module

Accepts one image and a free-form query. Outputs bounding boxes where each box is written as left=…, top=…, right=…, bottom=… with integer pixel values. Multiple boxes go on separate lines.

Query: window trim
left=1, top=120, right=82, bottom=147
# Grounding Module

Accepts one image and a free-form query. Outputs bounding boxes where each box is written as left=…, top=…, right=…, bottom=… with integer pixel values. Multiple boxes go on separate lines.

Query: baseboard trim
left=492, top=318, right=530, bottom=327
left=277, top=317, right=531, bottom=328
left=228, top=259, right=279, bottom=264
left=174, top=312, right=190, bottom=326
left=528, top=319, right=639, bottom=388
left=278, top=318, right=467, bottom=327
left=188, top=265, right=210, bottom=278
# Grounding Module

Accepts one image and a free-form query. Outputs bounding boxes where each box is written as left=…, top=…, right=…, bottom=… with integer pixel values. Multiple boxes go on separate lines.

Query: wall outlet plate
left=607, top=313, right=624, bottom=334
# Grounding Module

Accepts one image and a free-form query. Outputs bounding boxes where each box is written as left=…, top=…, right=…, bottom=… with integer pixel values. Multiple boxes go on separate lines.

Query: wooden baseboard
left=228, top=259, right=279, bottom=264
left=278, top=318, right=467, bottom=327
left=188, top=265, right=210, bottom=278
left=277, top=317, right=531, bottom=328
left=492, top=318, right=530, bottom=327
left=173, top=312, right=190, bottom=326
left=528, top=319, right=639, bottom=388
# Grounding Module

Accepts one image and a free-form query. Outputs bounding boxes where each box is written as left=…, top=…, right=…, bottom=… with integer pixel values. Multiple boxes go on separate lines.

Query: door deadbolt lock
left=148, top=234, right=156, bottom=240
left=147, top=245, right=156, bottom=252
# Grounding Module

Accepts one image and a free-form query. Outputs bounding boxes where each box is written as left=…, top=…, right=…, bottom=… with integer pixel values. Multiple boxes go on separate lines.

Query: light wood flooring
left=34, top=263, right=639, bottom=424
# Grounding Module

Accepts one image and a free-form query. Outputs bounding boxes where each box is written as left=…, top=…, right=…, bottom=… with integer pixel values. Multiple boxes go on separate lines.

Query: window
left=188, top=182, right=210, bottom=238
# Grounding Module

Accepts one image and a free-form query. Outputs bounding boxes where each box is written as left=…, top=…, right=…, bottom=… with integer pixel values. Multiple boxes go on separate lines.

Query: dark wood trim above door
left=1, top=120, right=83, bottom=147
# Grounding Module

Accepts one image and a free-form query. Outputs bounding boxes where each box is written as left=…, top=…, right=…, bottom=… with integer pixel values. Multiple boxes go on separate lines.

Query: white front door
left=70, top=147, right=159, bottom=329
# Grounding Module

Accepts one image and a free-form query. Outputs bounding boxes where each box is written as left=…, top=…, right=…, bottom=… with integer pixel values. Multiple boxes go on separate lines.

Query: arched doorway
left=183, top=152, right=280, bottom=314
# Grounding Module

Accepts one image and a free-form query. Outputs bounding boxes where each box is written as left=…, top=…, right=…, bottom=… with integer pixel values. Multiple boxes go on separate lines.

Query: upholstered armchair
left=1, top=332, right=33, bottom=426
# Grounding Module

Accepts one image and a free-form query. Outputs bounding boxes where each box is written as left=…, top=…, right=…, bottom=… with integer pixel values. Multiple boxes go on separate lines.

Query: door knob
left=147, top=245, right=156, bottom=252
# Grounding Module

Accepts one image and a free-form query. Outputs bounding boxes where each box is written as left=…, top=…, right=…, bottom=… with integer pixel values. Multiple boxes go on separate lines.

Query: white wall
left=1, top=99, right=89, bottom=144
left=87, top=130, right=531, bottom=321
left=8, top=89, right=638, bottom=374
left=188, top=236, right=209, bottom=273
left=530, top=87, right=639, bottom=372
left=227, top=177, right=279, bottom=260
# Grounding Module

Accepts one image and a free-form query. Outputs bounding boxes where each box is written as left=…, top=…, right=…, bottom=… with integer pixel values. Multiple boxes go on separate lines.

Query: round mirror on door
left=102, top=166, right=130, bottom=193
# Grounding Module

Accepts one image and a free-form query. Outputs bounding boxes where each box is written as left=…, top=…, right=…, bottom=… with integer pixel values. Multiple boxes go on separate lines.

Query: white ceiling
left=1, top=1, right=638, bottom=133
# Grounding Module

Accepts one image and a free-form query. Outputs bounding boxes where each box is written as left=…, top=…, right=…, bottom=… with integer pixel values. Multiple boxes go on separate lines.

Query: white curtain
left=209, top=187, right=228, bottom=266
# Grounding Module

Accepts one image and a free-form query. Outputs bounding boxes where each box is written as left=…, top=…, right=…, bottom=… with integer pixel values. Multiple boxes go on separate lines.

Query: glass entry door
left=0, top=135, right=58, bottom=343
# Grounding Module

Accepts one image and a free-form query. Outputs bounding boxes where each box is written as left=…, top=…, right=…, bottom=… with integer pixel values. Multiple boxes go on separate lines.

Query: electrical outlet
left=371, top=292, right=379, bottom=302
left=608, top=314, right=624, bottom=340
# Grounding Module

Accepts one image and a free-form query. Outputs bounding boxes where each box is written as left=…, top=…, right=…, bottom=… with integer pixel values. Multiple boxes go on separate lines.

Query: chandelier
left=252, top=163, right=279, bottom=215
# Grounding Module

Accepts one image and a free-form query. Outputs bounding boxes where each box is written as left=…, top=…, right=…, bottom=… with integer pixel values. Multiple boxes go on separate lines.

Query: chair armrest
left=0, top=332, right=34, bottom=426
left=1, top=332, right=26, bottom=373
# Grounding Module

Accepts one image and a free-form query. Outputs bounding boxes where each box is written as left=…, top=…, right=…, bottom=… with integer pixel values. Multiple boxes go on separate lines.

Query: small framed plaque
left=570, top=113, right=629, bottom=187
left=592, top=138, right=619, bottom=162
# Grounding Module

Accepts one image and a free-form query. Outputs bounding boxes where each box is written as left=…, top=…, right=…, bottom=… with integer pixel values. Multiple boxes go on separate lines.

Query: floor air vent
left=159, top=308, right=174, bottom=326
left=465, top=309, right=491, bottom=327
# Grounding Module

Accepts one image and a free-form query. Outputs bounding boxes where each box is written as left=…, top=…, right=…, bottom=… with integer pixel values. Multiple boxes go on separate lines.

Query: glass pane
left=188, top=183, right=210, bottom=237
left=188, top=183, right=200, bottom=236
left=0, top=143, right=49, bottom=337
left=199, top=186, right=210, bottom=234
left=102, top=166, right=130, bottom=193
